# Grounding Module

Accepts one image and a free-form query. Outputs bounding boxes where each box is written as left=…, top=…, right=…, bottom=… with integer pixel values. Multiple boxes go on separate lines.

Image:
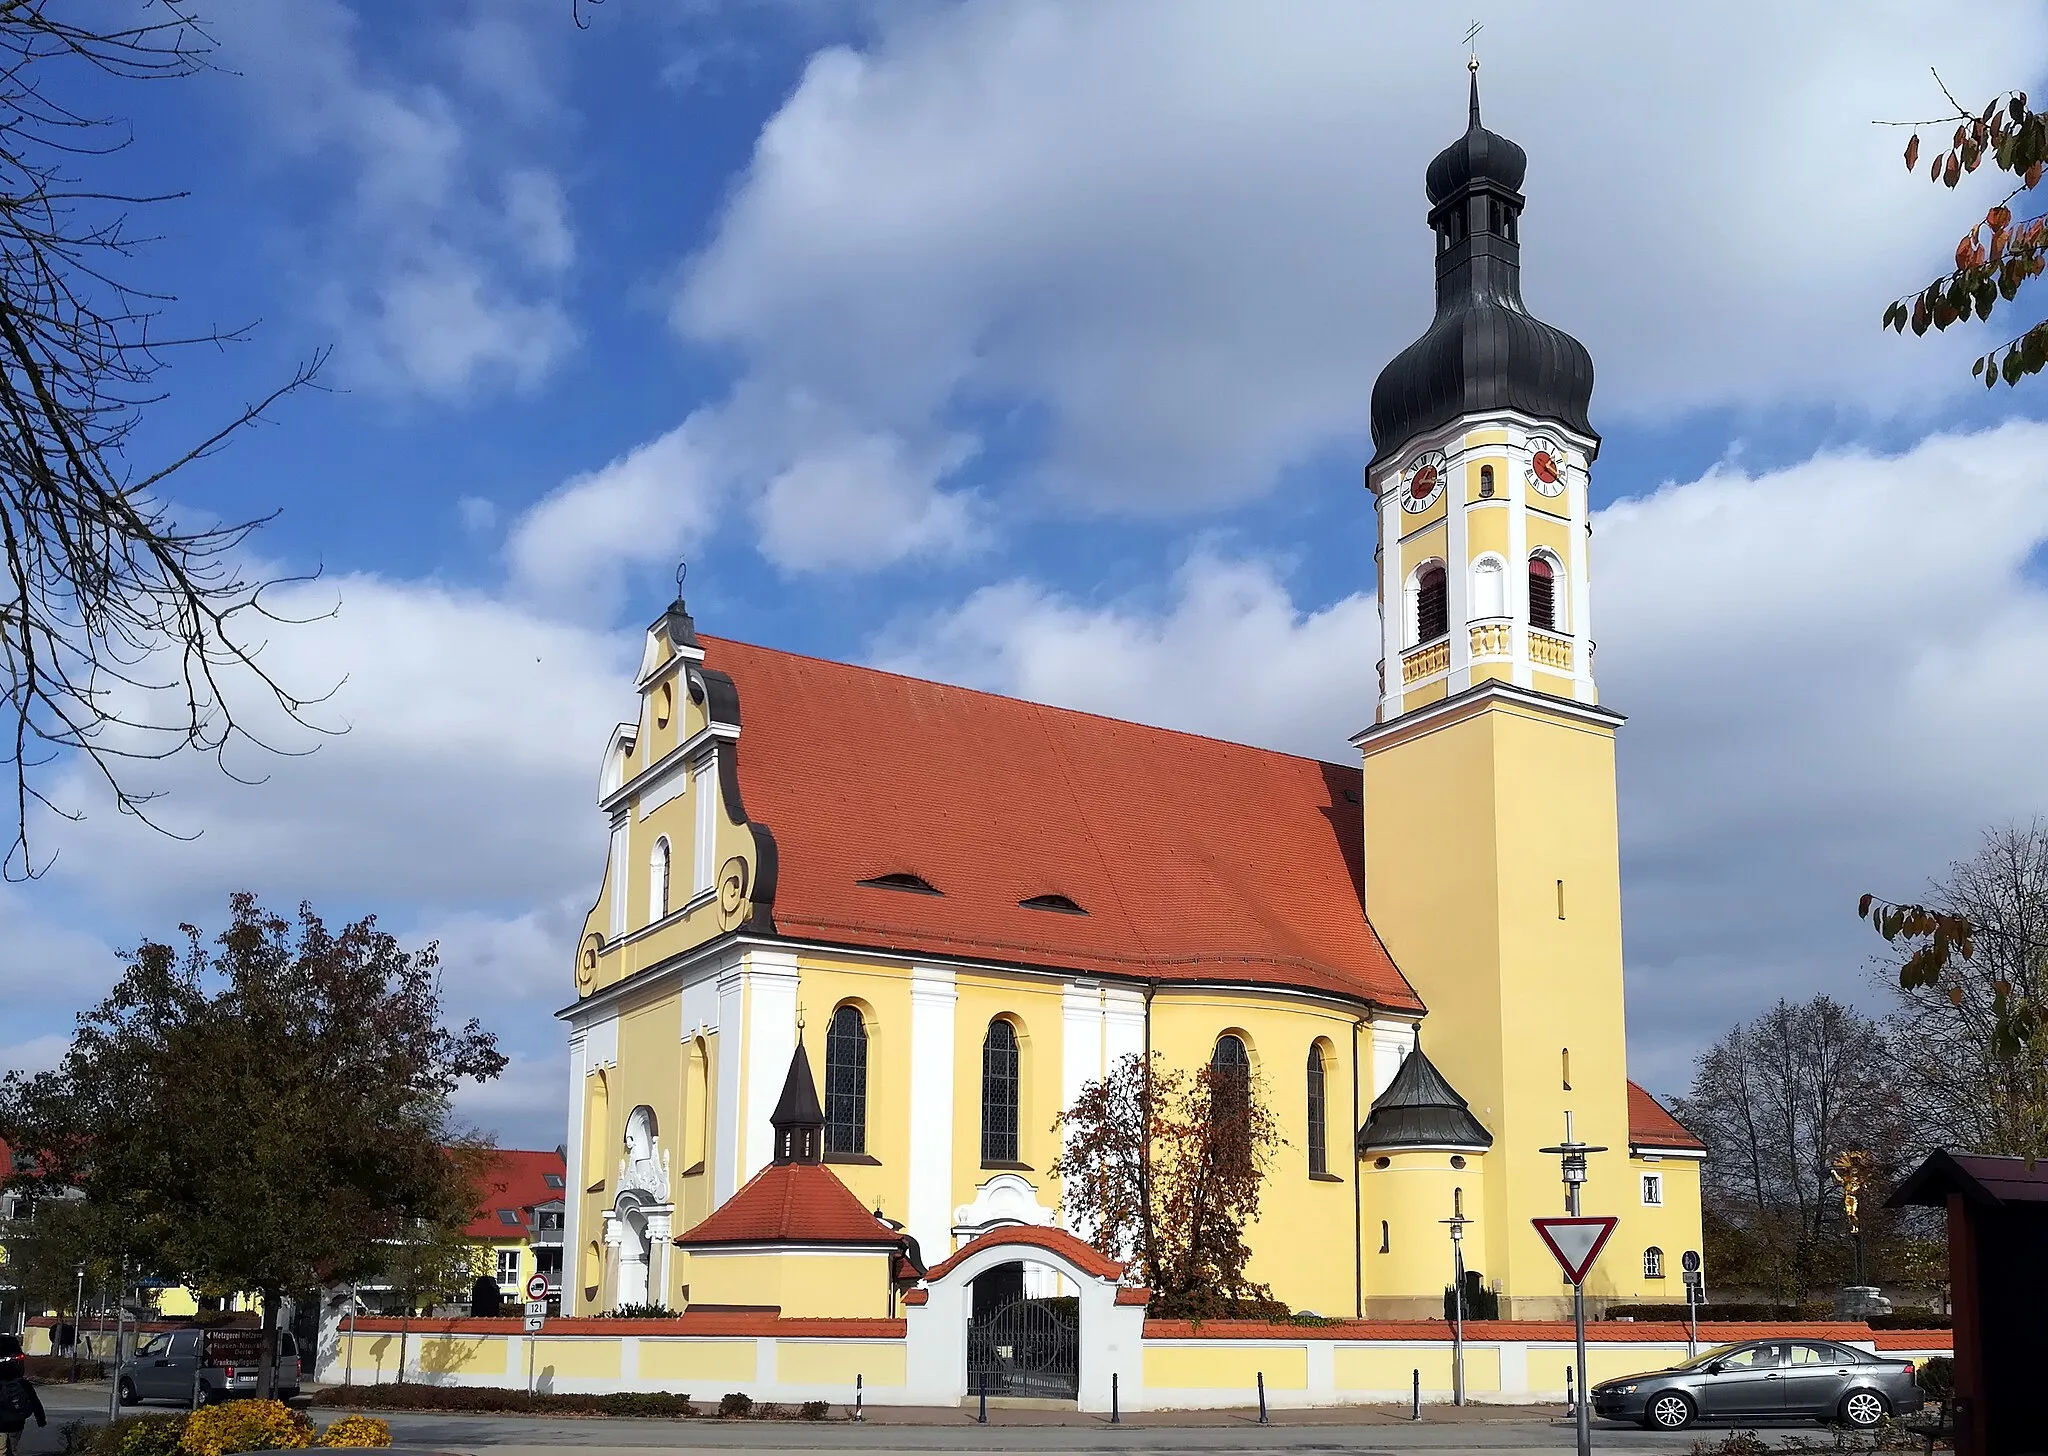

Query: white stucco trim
left=906, top=964, right=958, bottom=1262
left=713, top=963, right=745, bottom=1205
left=740, top=946, right=800, bottom=1187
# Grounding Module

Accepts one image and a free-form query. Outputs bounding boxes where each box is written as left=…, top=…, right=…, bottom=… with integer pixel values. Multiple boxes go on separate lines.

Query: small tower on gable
left=770, top=1041, right=825, bottom=1165
left=1355, top=69, right=1634, bottom=1317
left=1368, top=63, right=1599, bottom=724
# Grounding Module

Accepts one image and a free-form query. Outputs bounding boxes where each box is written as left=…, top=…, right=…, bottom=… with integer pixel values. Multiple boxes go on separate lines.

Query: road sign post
left=1681, top=1251, right=1703, bottom=1358
left=1533, top=1214, right=1618, bottom=1456
left=523, top=1299, right=547, bottom=1395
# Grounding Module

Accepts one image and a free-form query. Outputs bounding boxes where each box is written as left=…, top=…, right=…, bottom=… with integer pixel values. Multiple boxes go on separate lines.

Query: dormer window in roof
left=858, top=872, right=941, bottom=895
left=543, top=1173, right=564, bottom=1189
left=496, top=1208, right=519, bottom=1226
left=1019, top=893, right=1086, bottom=915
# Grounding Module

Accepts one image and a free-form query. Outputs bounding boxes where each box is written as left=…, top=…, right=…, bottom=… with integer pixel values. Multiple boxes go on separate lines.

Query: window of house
left=825, top=1004, right=869, bottom=1156
left=544, top=1173, right=563, bottom=1190
left=1644, top=1246, right=1664, bottom=1279
left=981, top=1020, right=1020, bottom=1164
left=496, top=1208, right=519, bottom=1227
left=538, top=1211, right=562, bottom=1231
left=496, top=1249, right=520, bottom=1286
left=1416, top=562, right=1448, bottom=643
left=1211, top=1035, right=1251, bottom=1161
left=1642, top=1172, right=1663, bottom=1206
left=650, top=837, right=671, bottom=922
left=1529, top=555, right=1559, bottom=632
left=1305, top=1043, right=1328, bottom=1176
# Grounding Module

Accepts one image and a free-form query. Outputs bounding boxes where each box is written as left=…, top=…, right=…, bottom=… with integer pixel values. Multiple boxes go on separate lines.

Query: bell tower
left=1355, top=67, right=1636, bottom=1317
left=1368, top=62, right=1599, bottom=724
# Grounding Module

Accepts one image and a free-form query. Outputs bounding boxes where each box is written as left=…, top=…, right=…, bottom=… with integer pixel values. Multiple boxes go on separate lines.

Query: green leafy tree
left=1881, top=78, right=2048, bottom=386
left=1051, top=1051, right=1284, bottom=1318
left=378, top=1200, right=488, bottom=1384
left=0, top=893, right=505, bottom=1396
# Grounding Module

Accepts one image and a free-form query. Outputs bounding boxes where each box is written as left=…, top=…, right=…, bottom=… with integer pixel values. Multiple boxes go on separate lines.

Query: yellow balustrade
left=1401, top=640, right=1450, bottom=684
left=1530, top=631, right=1573, bottom=671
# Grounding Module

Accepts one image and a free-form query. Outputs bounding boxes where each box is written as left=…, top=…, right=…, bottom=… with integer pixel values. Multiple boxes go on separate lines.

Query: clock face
left=1527, top=436, right=1568, bottom=496
left=1400, top=450, right=1448, bottom=513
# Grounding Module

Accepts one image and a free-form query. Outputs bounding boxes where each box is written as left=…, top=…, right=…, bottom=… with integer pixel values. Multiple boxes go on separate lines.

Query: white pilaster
left=907, top=965, right=958, bottom=1259
left=607, top=815, right=629, bottom=939
left=740, top=946, right=801, bottom=1186
left=1102, top=984, right=1146, bottom=1071
left=1506, top=430, right=1531, bottom=690
left=713, top=964, right=745, bottom=1204
left=562, top=1028, right=589, bottom=1311
left=1059, top=981, right=1103, bottom=1123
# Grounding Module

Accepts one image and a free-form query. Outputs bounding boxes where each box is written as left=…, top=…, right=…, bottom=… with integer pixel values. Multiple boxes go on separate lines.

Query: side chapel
left=559, top=74, right=1705, bottom=1322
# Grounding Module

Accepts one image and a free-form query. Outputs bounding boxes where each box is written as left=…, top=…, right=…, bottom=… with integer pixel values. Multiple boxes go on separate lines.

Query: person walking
left=0, top=1336, right=48, bottom=1456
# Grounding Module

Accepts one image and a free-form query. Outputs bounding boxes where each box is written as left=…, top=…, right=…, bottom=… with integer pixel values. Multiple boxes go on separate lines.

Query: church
left=558, top=73, right=1704, bottom=1325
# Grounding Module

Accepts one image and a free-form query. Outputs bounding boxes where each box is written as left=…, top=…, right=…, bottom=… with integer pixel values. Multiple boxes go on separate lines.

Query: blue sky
left=5, top=0, right=2048, bottom=1149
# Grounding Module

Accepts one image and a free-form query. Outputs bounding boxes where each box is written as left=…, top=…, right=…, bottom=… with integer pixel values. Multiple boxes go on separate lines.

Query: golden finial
left=795, top=1001, right=806, bottom=1038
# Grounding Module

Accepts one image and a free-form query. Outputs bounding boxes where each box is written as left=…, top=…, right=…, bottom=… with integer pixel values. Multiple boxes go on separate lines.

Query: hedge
left=1602, top=1301, right=1834, bottom=1322
left=310, top=1386, right=698, bottom=1418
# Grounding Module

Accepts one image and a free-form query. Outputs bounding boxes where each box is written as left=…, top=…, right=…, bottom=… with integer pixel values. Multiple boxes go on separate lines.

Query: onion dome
left=1356, top=1044, right=1493, bottom=1153
left=1369, top=67, right=1597, bottom=469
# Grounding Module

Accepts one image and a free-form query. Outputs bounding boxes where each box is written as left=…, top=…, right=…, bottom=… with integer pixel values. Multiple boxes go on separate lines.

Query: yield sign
left=1532, top=1215, right=1618, bottom=1285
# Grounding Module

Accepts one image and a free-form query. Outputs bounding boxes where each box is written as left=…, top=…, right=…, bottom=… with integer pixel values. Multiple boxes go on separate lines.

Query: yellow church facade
left=558, top=76, right=1702, bottom=1325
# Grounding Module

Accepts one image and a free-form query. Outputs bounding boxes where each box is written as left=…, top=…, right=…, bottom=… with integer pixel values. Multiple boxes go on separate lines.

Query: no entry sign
left=1532, top=1215, right=1618, bottom=1285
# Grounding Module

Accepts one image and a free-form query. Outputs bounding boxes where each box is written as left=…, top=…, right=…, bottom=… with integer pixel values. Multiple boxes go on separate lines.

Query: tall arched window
left=1415, top=562, right=1448, bottom=643
left=683, top=1038, right=709, bottom=1171
left=649, top=837, right=671, bottom=923
left=1529, top=554, right=1560, bottom=632
left=981, top=1020, right=1020, bottom=1164
left=824, top=1005, right=868, bottom=1155
left=1211, top=1033, right=1251, bottom=1127
left=1305, top=1043, right=1329, bottom=1177
left=1472, top=556, right=1506, bottom=619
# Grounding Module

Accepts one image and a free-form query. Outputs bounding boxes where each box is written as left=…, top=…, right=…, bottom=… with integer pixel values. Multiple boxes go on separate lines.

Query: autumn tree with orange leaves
left=1881, top=78, right=2048, bottom=387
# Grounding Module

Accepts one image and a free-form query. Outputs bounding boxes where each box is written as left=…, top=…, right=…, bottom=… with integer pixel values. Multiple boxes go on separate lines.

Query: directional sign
left=1532, top=1215, right=1618, bottom=1285
left=523, top=1313, right=545, bottom=1334
left=1681, top=1249, right=1701, bottom=1274
left=525, top=1273, right=548, bottom=1302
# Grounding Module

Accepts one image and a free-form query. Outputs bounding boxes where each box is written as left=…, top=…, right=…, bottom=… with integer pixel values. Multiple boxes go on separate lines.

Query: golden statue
left=1831, top=1150, right=1875, bottom=1235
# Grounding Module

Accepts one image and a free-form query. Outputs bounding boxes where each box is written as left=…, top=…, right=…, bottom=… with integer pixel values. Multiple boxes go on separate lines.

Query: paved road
left=17, top=1379, right=1856, bottom=1455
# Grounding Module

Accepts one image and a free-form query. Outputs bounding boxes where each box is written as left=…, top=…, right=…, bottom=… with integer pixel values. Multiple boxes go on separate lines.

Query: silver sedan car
left=1591, top=1338, right=1923, bottom=1431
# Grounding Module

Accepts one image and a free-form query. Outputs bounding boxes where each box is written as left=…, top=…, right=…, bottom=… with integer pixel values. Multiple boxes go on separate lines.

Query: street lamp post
left=1540, top=1113, right=1608, bottom=1456
left=1440, top=1190, right=1473, bottom=1406
left=70, top=1264, right=85, bottom=1384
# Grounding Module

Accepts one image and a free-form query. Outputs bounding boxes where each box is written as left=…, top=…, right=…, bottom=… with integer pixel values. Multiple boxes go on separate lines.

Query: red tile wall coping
left=920, top=1224, right=1129, bottom=1283
left=1114, top=1288, right=1152, bottom=1306
left=1872, top=1330, right=1954, bottom=1351
left=337, top=1315, right=905, bottom=1339
left=1139, top=1320, right=1898, bottom=1342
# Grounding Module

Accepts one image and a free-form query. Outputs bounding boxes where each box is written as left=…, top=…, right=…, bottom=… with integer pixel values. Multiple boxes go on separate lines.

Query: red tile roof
left=341, top=1314, right=905, bottom=1338
left=704, top=637, right=1420, bottom=1011
left=1627, top=1082, right=1705, bottom=1152
left=920, top=1224, right=1129, bottom=1284
left=676, top=1160, right=901, bottom=1247
left=463, top=1149, right=567, bottom=1240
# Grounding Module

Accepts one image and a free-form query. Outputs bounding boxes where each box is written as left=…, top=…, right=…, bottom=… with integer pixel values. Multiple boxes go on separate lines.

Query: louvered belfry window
left=1528, top=555, right=1557, bottom=632
left=981, top=1019, right=1020, bottom=1163
left=1417, top=563, right=1448, bottom=643
left=1305, top=1043, right=1328, bottom=1176
left=824, top=1005, right=868, bottom=1155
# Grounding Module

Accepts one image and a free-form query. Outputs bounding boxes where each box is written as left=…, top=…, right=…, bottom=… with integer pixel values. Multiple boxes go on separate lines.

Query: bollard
left=1565, top=1364, right=1576, bottom=1420
left=1257, top=1370, right=1269, bottom=1425
left=854, top=1372, right=863, bottom=1423
left=1111, top=1371, right=1120, bottom=1425
left=1411, top=1367, right=1421, bottom=1421
left=978, top=1372, right=988, bottom=1425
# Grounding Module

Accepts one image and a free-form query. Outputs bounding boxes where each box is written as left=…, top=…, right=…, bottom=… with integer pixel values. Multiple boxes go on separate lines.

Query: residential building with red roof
left=557, top=76, right=1703, bottom=1326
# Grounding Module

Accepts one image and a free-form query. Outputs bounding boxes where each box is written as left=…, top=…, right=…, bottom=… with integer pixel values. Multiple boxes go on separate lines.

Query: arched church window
left=1305, top=1043, right=1328, bottom=1177
left=1416, top=562, right=1448, bottom=643
left=1529, top=554, right=1561, bottom=632
left=825, top=1005, right=868, bottom=1155
left=1472, top=556, right=1506, bottom=619
left=650, top=837, right=671, bottom=923
left=1644, top=1246, right=1665, bottom=1279
left=1211, top=1033, right=1251, bottom=1126
left=981, top=1020, right=1020, bottom=1164
left=1479, top=464, right=1495, bottom=498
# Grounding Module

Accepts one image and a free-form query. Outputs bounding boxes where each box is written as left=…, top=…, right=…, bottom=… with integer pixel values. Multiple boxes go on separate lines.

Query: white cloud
left=877, top=423, right=2048, bottom=1097
left=672, top=0, right=2043, bottom=515
left=755, top=428, right=982, bottom=571
left=507, top=421, right=726, bottom=614
left=0, top=1034, right=71, bottom=1083
left=223, top=0, right=577, bottom=398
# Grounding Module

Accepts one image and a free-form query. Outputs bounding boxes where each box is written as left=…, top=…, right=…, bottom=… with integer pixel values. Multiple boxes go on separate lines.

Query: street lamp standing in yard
left=1441, top=1188, right=1473, bottom=1406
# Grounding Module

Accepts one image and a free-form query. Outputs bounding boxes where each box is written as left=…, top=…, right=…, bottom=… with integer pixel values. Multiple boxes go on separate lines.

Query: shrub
left=718, top=1392, right=753, bottom=1418
left=798, top=1401, right=830, bottom=1421
left=1870, top=1309, right=1952, bottom=1330
left=95, top=1415, right=188, bottom=1456
left=1916, top=1356, right=1955, bottom=1399
left=1603, top=1301, right=1837, bottom=1322
left=597, top=1304, right=678, bottom=1319
left=178, top=1399, right=314, bottom=1456
left=313, top=1416, right=390, bottom=1449
left=308, top=1385, right=695, bottom=1418
left=27, top=1355, right=107, bottom=1381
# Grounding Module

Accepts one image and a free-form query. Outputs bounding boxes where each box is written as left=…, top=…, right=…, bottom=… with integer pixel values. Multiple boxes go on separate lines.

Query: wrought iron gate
left=966, top=1297, right=1079, bottom=1399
